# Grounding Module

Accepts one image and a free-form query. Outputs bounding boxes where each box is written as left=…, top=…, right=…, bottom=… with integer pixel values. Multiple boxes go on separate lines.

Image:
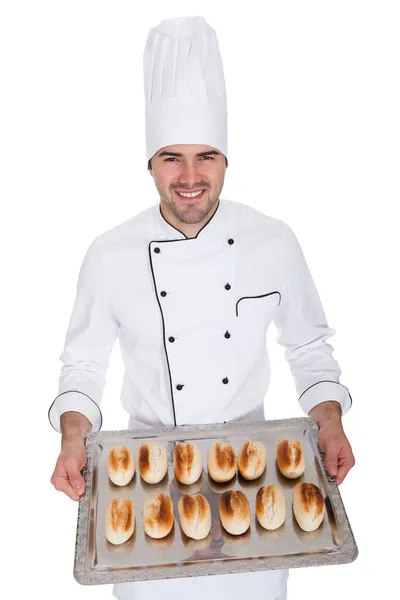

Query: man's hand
left=50, top=411, right=92, bottom=501
left=51, top=441, right=87, bottom=501
left=309, top=401, right=355, bottom=485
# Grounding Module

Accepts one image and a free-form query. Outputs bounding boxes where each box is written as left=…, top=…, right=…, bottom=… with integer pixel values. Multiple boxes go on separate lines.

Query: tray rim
left=74, top=417, right=358, bottom=585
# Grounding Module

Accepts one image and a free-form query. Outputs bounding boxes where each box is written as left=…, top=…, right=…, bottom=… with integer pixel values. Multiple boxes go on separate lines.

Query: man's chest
left=108, top=234, right=283, bottom=346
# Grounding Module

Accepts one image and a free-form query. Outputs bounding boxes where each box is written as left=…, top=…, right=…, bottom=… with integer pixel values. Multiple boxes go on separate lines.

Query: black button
left=224, top=331, right=231, bottom=339
left=176, top=384, right=184, bottom=390
left=225, top=283, right=231, bottom=290
left=168, top=336, right=175, bottom=343
left=154, top=247, right=161, bottom=253
left=160, top=291, right=167, bottom=297
left=222, top=377, right=229, bottom=384
left=228, top=238, right=234, bottom=245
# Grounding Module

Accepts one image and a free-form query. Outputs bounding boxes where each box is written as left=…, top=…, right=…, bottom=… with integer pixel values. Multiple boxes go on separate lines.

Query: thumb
left=324, top=453, right=338, bottom=476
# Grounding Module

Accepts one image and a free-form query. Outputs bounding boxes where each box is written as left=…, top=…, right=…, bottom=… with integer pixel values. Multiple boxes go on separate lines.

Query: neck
left=160, top=200, right=220, bottom=238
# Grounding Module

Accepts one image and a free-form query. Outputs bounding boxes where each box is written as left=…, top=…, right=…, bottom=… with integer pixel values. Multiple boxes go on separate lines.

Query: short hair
left=148, top=155, right=228, bottom=170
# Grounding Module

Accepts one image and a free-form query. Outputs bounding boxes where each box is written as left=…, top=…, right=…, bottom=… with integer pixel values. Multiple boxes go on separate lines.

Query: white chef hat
left=143, top=16, right=228, bottom=162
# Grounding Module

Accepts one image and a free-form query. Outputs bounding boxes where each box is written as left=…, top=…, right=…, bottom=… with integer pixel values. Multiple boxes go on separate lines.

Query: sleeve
left=48, top=239, right=120, bottom=433
left=273, top=223, right=352, bottom=417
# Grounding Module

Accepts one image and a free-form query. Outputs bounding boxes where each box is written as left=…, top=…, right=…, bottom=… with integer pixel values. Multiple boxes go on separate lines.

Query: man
left=49, top=16, right=355, bottom=600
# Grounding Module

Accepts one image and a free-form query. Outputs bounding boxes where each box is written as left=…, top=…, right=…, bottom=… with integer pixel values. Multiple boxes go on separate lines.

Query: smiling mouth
left=174, top=189, right=206, bottom=200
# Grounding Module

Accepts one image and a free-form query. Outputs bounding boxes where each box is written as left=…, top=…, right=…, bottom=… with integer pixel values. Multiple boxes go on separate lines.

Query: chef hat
left=143, top=16, right=228, bottom=162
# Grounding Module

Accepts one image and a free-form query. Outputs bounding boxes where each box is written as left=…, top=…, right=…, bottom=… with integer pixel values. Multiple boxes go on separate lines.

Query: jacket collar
left=153, top=199, right=225, bottom=241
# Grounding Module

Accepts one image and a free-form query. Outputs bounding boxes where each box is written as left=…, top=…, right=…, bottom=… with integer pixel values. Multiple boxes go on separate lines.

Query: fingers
left=50, top=454, right=86, bottom=501
left=63, top=457, right=86, bottom=496
left=50, top=473, right=80, bottom=501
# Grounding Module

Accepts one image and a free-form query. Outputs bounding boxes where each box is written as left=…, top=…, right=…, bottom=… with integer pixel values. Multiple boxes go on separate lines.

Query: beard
left=156, top=181, right=224, bottom=225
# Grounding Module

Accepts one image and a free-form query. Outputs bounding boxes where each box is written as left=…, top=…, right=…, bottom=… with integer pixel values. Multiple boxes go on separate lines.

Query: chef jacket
left=48, top=198, right=352, bottom=600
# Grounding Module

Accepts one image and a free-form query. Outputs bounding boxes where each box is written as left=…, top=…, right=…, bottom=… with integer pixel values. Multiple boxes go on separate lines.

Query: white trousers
left=114, top=580, right=288, bottom=600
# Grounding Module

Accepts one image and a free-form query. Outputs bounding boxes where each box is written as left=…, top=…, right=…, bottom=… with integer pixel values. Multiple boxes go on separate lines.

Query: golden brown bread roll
left=143, top=492, right=174, bottom=539
left=219, top=490, right=250, bottom=535
left=105, top=498, right=135, bottom=545
left=256, top=485, right=286, bottom=530
left=173, top=442, right=203, bottom=485
left=276, top=439, right=305, bottom=479
left=207, top=442, right=236, bottom=482
left=138, top=442, right=168, bottom=484
left=108, top=446, right=135, bottom=486
left=292, top=482, right=325, bottom=531
left=177, top=493, right=211, bottom=540
left=238, top=440, right=267, bottom=480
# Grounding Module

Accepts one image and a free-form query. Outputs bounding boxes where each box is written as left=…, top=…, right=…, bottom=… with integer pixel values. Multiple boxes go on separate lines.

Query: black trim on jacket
left=47, top=390, right=103, bottom=433
left=149, top=201, right=222, bottom=426
left=236, top=291, right=282, bottom=317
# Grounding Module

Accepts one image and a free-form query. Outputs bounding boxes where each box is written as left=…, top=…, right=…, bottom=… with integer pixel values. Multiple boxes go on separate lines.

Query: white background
left=1, top=1, right=399, bottom=598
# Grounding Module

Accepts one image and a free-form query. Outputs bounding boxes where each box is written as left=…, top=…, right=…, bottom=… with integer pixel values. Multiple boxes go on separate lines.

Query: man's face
left=149, top=144, right=227, bottom=225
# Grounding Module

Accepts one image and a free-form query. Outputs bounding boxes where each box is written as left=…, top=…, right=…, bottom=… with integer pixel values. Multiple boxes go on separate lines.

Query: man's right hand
left=50, top=411, right=92, bottom=501
left=51, top=442, right=87, bottom=501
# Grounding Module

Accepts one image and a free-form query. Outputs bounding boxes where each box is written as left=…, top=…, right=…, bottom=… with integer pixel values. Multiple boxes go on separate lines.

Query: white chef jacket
left=48, top=198, right=352, bottom=599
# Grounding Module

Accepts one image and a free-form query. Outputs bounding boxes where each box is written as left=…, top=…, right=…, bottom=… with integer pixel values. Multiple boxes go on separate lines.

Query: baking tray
left=74, top=417, right=358, bottom=585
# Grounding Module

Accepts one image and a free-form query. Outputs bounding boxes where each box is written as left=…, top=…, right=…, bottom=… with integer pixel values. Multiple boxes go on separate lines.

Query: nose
left=177, top=162, right=202, bottom=189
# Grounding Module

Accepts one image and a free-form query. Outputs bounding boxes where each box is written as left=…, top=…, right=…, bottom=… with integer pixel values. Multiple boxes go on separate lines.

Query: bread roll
left=138, top=442, right=168, bottom=484
left=173, top=442, right=203, bottom=485
left=256, top=485, right=286, bottom=530
left=276, top=439, right=305, bottom=479
left=143, top=492, right=174, bottom=539
left=105, top=498, right=135, bottom=545
left=207, top=442, right=236, bottom=482
left=238, top=440, right=267, bottom=480
left=292, top=482, right=325, bottom=531
left=219, top=490, right=250, bottom=535
left=108, top=446, right=135, bottom=486
left=178, top=493, right=211, bottom=540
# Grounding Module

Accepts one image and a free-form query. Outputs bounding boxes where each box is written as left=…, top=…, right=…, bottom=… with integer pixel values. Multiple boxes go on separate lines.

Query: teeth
left=177, top=190, right=204, bottom=198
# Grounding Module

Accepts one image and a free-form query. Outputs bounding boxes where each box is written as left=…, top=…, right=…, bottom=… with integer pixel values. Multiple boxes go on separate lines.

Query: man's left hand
left=318, top=421, right=355, bottom=485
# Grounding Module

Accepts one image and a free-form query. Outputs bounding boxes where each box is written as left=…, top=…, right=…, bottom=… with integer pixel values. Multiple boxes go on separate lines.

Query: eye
left=200, top=156, right=214, bottom=160
left=165, top=157, right=178, bottom=162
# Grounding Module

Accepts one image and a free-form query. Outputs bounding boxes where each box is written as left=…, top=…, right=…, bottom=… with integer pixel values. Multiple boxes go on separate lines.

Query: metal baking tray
left=74, top=417, right=358, bottom=585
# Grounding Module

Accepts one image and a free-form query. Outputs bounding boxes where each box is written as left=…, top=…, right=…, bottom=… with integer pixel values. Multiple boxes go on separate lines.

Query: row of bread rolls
left=105, top=482, right=325, bottom=545
left=108, top=439, right=306, bottom=487
left=104, top=492, right=209, bottom=545
left=204, top=438, right=305, bottom=482
left=222, top=482, right=325, bottom=534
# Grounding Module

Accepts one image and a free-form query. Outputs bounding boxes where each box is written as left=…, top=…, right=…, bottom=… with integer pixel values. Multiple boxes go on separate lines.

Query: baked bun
left=276, top=439, right=305, bottom=479
left=219, top=490, right=250, bottom=535
left=105, top=498, right=135, bottom=545
left=256, top=485, right=286, bottom=530
left=238, top=440, right=267, bottom=480
left=292, top=482, right=325, bottom=531
left=178, top=493, right=211, bottom=540
left=138, top=442, right=168, bottom=484
left=173, top=442, right=203, bottom=485
left=143, top=493, right=174, bottom=539
left=207, top=442, right=236, bottom=483
left=108, top=446, right=135, bottom=486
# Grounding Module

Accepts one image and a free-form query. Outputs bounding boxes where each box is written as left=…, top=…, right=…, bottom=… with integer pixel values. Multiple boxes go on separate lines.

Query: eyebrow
left=157, top=150, right=221, bottom=158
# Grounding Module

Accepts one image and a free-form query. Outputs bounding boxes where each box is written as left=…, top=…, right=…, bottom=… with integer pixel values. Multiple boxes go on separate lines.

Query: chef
left=49, top=15, right=355, bottom=600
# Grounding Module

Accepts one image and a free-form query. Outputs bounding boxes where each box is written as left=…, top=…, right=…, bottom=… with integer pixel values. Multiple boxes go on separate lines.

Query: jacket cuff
left=298, top=381, right=352, bottom=417
left=48, top=391, right=103, bottom=433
